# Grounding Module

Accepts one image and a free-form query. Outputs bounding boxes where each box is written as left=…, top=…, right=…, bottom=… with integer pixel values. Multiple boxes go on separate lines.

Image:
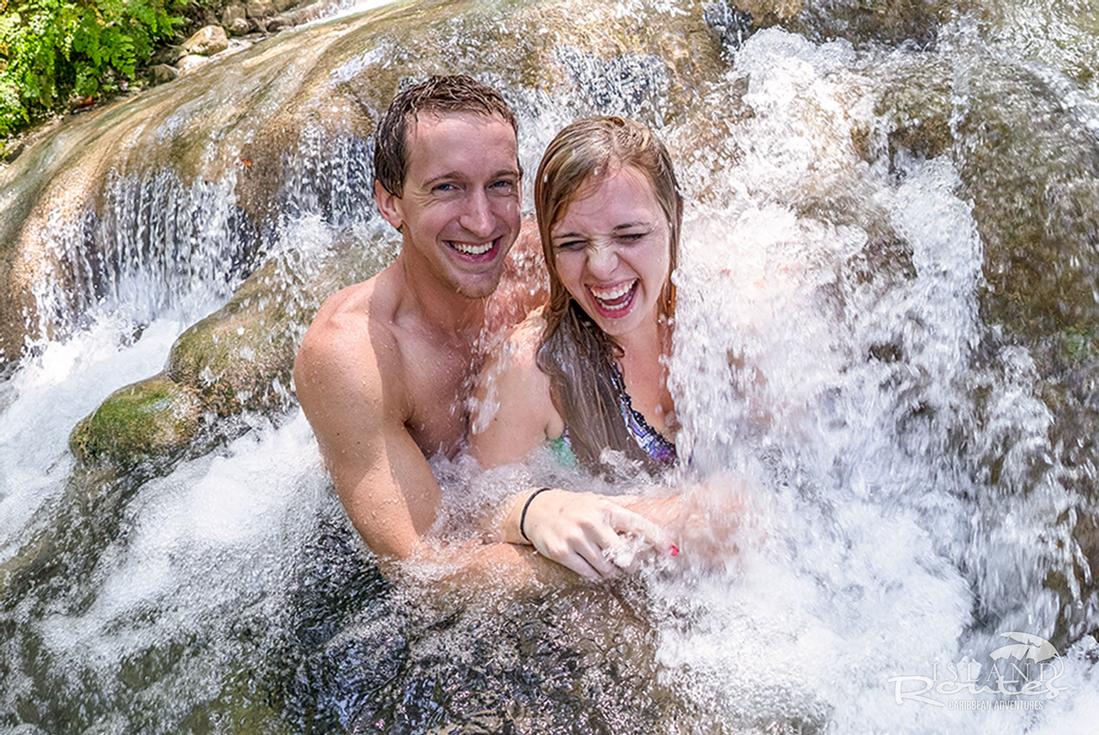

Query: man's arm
left=293, top=309, right=580, bottom=587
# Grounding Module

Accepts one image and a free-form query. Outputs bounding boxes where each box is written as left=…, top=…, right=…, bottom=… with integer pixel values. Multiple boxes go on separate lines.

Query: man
left=294, top=75, right=664, bottom=583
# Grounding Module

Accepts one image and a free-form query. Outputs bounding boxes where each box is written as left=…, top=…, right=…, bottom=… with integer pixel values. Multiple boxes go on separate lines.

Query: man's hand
left=515, top=489, right=673, bottom=580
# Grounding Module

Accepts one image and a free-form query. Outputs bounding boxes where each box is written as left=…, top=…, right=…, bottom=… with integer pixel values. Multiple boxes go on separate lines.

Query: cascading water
left=1, top=0, right=1097, bottom=732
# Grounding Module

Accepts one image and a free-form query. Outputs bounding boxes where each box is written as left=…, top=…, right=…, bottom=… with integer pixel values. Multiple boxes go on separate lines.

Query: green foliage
left=0, top=0, right=187, bottom=136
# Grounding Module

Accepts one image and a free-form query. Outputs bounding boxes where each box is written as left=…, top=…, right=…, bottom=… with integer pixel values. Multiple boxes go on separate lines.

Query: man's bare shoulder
left=294, top=270, right=405, bottom=409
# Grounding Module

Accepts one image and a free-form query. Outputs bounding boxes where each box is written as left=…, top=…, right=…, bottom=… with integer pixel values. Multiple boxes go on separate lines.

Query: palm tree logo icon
left=989, top=632, right=1059, bottom=663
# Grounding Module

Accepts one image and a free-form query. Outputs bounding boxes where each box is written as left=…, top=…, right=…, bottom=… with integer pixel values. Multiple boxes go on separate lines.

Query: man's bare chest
left=399, top=339, right=478, bottom=457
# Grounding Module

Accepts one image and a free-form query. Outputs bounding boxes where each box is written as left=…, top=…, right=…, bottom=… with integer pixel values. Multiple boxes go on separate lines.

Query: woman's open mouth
left=587, top=279, right=638, bottom=319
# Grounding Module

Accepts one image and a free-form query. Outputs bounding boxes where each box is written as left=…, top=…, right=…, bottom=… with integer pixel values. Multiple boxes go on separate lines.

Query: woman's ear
left=374, top=180, right=404, bottom=231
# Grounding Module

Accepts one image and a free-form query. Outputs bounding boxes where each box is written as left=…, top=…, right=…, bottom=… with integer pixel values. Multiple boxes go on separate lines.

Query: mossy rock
left=874, top=55, right=955, bottom=162
left=167, top=233, right=389, bottom=416
left=66, top=232, right=389, bottom=475
left=69, top=375, right=203, bottom=468
left=167, top=259, right=303, bottom=416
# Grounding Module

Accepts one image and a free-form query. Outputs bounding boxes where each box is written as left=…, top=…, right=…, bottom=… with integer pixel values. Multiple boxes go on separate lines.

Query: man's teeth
left=452, top=240, right=494, bottom=256
left=591, top=280, right=636, bottom=302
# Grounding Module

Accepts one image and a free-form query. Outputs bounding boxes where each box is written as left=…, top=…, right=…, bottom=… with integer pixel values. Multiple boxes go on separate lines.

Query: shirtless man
left=294, top=76, right=663, bottom=583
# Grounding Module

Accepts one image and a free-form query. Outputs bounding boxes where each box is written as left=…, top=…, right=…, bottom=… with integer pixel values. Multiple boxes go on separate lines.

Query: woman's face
left=550, top=165, right=671, bottom=339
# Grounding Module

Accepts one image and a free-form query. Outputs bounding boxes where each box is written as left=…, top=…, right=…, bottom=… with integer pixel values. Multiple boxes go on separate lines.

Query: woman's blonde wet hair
left=534, top=116, right=682, bottom=473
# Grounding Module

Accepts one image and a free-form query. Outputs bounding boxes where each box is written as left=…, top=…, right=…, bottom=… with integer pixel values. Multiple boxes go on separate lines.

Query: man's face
left=377, top=112, right=522, bottom=299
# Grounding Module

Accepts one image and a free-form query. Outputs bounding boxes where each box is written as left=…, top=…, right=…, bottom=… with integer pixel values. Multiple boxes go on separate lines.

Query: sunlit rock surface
left=0, top=0, right=726, bottom=368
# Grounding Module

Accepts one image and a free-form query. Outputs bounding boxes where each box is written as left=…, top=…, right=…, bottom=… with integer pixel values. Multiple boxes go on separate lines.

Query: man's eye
left=490, top=179, right=516, bottom=191
left=433, top=182, right=458, bottom=192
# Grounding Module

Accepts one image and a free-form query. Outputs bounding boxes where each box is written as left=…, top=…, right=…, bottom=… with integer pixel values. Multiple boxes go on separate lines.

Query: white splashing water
left=0, top=309, right=215, bottom=562
left=653, top=27, right=1099, bottom=732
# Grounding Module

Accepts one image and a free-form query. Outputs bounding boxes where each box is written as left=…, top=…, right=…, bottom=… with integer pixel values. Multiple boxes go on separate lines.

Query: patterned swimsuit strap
left=608, top=360, right=677, bottom=466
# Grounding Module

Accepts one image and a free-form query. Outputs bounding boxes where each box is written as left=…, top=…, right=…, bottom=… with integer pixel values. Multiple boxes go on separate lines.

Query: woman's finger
left=560, top=551, right=603, bottom=581
left=605, top=504, right=673, bottom=551
left=575, top=538, right=618, bottom=578
left=588, top=523, right=637, bottom=571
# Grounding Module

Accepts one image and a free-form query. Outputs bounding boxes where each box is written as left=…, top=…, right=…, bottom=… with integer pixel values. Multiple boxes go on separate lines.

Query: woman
left=470, top=116, right=683, bottom=578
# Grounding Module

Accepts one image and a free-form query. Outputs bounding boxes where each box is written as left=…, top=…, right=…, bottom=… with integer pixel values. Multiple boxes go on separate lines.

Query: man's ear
left=374, top=180, right=404, bottom=231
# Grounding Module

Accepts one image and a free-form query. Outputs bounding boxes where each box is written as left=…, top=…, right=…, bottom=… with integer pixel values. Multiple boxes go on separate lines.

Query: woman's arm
left=469, top=313, right=671, bottom=579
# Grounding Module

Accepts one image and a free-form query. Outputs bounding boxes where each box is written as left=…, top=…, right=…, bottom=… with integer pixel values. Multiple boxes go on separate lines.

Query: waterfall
left=0, top=0, right=1096, bottom=731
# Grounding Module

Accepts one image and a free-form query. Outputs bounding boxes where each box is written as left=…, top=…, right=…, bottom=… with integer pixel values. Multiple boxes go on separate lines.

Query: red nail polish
left=669, top=544, right=679, bottom=557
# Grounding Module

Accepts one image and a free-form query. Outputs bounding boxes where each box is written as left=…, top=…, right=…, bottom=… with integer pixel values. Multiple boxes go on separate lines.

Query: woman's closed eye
left=554, top=239, right=587, bottom=251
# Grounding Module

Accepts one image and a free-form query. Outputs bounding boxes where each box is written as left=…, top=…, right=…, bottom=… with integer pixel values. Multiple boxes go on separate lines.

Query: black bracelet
left=519, top=487, right=553, bottom=543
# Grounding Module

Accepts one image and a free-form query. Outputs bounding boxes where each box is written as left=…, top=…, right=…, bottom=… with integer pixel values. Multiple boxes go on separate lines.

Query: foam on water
left=0, top=308, right=214, bottom=560
left=35, top=411, right=325, bottom=651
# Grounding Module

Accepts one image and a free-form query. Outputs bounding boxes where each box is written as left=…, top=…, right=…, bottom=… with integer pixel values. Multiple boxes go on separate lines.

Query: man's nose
left=459, top=190, right=494, bottom=238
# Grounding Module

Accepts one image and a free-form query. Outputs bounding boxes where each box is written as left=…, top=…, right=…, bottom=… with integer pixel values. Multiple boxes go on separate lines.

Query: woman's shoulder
left=480, top=306, right=552, bottom=403
left=501, top=306, right=547, bottom=365
left=470, top=307, right=563, bottom=451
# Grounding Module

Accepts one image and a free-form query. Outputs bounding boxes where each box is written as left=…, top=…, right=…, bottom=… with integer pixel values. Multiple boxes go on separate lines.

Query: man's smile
left=445, top=236, right=503, bottom=263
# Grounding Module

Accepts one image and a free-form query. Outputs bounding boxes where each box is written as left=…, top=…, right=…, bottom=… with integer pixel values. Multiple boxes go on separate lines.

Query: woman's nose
left=586, top=243, right=619, bottom=278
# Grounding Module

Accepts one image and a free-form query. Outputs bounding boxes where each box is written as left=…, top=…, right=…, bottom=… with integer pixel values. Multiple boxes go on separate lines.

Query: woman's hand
left=615, top=479, right=751, bottom=572
left=517, top=488, right=673, bottom=581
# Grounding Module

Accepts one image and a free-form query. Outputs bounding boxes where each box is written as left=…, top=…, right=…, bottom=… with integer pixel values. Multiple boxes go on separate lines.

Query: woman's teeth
left=591, top=280, right=636, bottom=309
left=452, top=240, right=494, bottom=256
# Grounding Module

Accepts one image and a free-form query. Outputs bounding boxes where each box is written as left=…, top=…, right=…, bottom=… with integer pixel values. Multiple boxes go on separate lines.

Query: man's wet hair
left=373, top=74, right=518, bottom=197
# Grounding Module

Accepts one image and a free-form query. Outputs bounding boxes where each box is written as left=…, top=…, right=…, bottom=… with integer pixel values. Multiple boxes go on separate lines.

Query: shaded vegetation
left=0, top=0, right=188, bottom=137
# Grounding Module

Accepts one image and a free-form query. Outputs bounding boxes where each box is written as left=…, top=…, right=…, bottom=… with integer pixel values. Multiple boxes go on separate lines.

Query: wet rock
left=69, top=375, right=203, bottom=468
left=883, top=53, right=1099, bottom=642
left=874, top=56, right=954, bottom=161
left=719, top=0, right=980, bottom=47
left=182, top=25, right=229, bottom=56
left=150, top=64, right=179, bottom=85
left=151, top=44, right=185, bottom=65
left=246, top=0, right=275, bottom=19
left=266, top=14, right=289, bottom=32
left=731, top=0, right=801, bottom=23
left=222, top=4, right=251, bottom=36
left=177, top=54, right=211, bottom=74
left=273, top=0, right=297, bottom=12
left=0, top=139, right=24, bottom=163
left=166, top=234, right=387, bottom=417
left=64, top=231, right=388, bottom=476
